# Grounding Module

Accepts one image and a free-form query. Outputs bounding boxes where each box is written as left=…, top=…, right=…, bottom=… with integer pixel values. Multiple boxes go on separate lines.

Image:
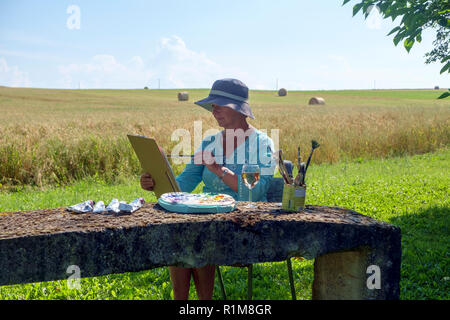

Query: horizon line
left=0, top=86, right=447, bottom=92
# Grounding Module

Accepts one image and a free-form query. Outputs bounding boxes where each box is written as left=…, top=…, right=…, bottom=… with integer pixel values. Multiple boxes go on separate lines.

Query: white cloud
left=149, top=35, right=247, bottom=88
left=0, top=57, right=31, bottom=87
left=57, top=35, right=249, bottom=89
left=58, top=54, right=153, bottom=89
left=0, top=48, right=61, bottom=61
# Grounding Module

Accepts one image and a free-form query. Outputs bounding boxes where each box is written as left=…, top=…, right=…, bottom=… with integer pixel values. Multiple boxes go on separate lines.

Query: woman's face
left=212, top=104, right=243, bottom=128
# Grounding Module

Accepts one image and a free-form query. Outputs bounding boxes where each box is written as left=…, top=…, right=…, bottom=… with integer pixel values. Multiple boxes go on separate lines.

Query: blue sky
left=0, top=0, right=448, bottom=90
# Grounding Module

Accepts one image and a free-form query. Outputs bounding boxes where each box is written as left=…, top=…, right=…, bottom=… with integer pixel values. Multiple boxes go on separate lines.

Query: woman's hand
left=193, top=149, right=238, bottom=192
left=193, top=150, right=221, bottom=175
left=140, top=173, right=155, bottom=191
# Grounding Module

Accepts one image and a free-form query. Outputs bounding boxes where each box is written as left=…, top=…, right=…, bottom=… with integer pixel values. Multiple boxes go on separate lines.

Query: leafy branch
left=343, top=0, right=450, bottom=92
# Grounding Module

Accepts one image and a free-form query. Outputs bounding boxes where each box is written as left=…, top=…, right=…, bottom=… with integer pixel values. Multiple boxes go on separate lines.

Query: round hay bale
left=178, top=92, right=189, bottom=101
left=308, top=97, right=325, bottom=105
left=278, top=88, right=287, bottom=96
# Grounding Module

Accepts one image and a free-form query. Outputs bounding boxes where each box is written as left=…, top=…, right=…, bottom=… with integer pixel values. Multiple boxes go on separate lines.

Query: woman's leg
left=168, top=266, right=192, bottom=300
left=192, top=265, right=216, bottom=300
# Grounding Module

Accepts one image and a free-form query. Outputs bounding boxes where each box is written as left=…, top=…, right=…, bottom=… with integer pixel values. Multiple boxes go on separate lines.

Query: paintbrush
left=294, top=146, right=303, bottom=186
left=277, top=150, right=289, bottom=184
left=302, top=140, right=320, bottom=185
left=278, top=150, right=293, bottom=185
left=294, top=162, right=305, bottom=186
left=300, top=162, right=305, bottom=184
left=166, top=155, right=194, bottom=158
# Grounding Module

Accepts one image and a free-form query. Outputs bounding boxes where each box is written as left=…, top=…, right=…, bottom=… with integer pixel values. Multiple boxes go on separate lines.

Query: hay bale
left=278, top=88, right=287, bottom=96
left=309, top=97, right=325, bottom=105
left=178, top=92, right=189, bottom=101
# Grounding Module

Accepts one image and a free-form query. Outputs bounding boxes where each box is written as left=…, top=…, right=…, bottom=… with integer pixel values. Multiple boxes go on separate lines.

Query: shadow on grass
left=389, top=206, right=449, bottom=300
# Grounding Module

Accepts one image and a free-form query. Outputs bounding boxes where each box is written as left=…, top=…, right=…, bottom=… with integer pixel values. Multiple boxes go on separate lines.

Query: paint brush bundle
left=277, top=150, right=293, bottom=185
left=279, top=140, right=320, bottom=211
left=293, top=140, right=320, bottom=186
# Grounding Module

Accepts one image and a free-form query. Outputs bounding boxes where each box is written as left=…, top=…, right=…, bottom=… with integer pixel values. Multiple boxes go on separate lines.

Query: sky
left=0, top=0, right=448, bottom=90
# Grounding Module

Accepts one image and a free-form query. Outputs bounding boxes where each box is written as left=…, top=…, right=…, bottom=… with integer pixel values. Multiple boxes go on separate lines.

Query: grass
left=0, top=87, right=448, bottom=299
left=1, top=87, right=449, bottom=188
left=0, top=148, right=448, bottom=300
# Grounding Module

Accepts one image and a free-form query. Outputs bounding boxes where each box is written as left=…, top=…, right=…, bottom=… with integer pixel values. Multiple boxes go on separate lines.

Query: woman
left=140, top=78, right=275, bottom=300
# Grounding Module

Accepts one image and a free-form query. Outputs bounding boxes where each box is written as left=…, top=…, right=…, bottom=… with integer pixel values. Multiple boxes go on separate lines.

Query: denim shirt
left=175, top=128, right=276, bottom=201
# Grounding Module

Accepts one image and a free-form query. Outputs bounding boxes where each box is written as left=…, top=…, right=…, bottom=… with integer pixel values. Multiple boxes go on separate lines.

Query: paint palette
left=158, top=192, right=236, bottom=214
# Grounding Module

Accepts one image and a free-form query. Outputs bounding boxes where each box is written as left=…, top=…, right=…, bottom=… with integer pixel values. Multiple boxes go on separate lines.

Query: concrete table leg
left=312, top=246, right=400, bottom=300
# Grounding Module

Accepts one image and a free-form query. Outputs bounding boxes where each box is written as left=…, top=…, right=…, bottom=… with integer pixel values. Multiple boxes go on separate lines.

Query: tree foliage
left=343, top=0, right=450, bottom=98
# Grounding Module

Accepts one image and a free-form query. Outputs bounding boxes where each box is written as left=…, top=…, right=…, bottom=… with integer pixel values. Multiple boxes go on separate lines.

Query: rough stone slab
left=0, top=202, right=401, bottom=299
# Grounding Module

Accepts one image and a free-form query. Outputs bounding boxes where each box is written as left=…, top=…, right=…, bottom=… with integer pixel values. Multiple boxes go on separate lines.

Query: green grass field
left=0, top=87, right=448, bottom=299
left=0, top=149, right=448, bottom=300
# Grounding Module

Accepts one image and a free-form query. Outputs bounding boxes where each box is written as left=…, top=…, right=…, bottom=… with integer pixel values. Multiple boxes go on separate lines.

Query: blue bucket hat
left=195, top=78, right=255, bottom=119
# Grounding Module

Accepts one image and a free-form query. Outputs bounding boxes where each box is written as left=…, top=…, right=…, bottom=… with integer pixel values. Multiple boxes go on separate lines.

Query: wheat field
left=0, top=86, right=449, bottom=188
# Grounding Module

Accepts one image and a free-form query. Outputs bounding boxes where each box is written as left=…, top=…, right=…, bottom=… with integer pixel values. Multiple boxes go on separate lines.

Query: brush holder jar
left=282, top=184, right=306, bottom=211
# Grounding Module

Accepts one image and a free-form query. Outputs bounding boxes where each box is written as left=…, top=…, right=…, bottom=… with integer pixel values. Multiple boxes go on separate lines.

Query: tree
left=343, top=0, right=450, bottom=98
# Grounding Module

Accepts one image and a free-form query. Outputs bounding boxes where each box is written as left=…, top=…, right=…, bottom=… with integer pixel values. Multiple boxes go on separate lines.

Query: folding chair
left=216, top=161, right=297, bottom=300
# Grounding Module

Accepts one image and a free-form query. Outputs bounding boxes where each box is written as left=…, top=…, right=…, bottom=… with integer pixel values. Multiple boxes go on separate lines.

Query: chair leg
left=216, top=266, right=227, bottom=300
left=247, top=264, right=253, bottom=300
left=218, top=263, right=293, bottom=300
left=286, top=258, right=296, bottom=300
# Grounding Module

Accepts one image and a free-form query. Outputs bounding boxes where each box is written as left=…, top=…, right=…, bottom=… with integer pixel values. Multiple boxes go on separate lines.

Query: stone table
left=0, top=202, right=401, bottom=299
